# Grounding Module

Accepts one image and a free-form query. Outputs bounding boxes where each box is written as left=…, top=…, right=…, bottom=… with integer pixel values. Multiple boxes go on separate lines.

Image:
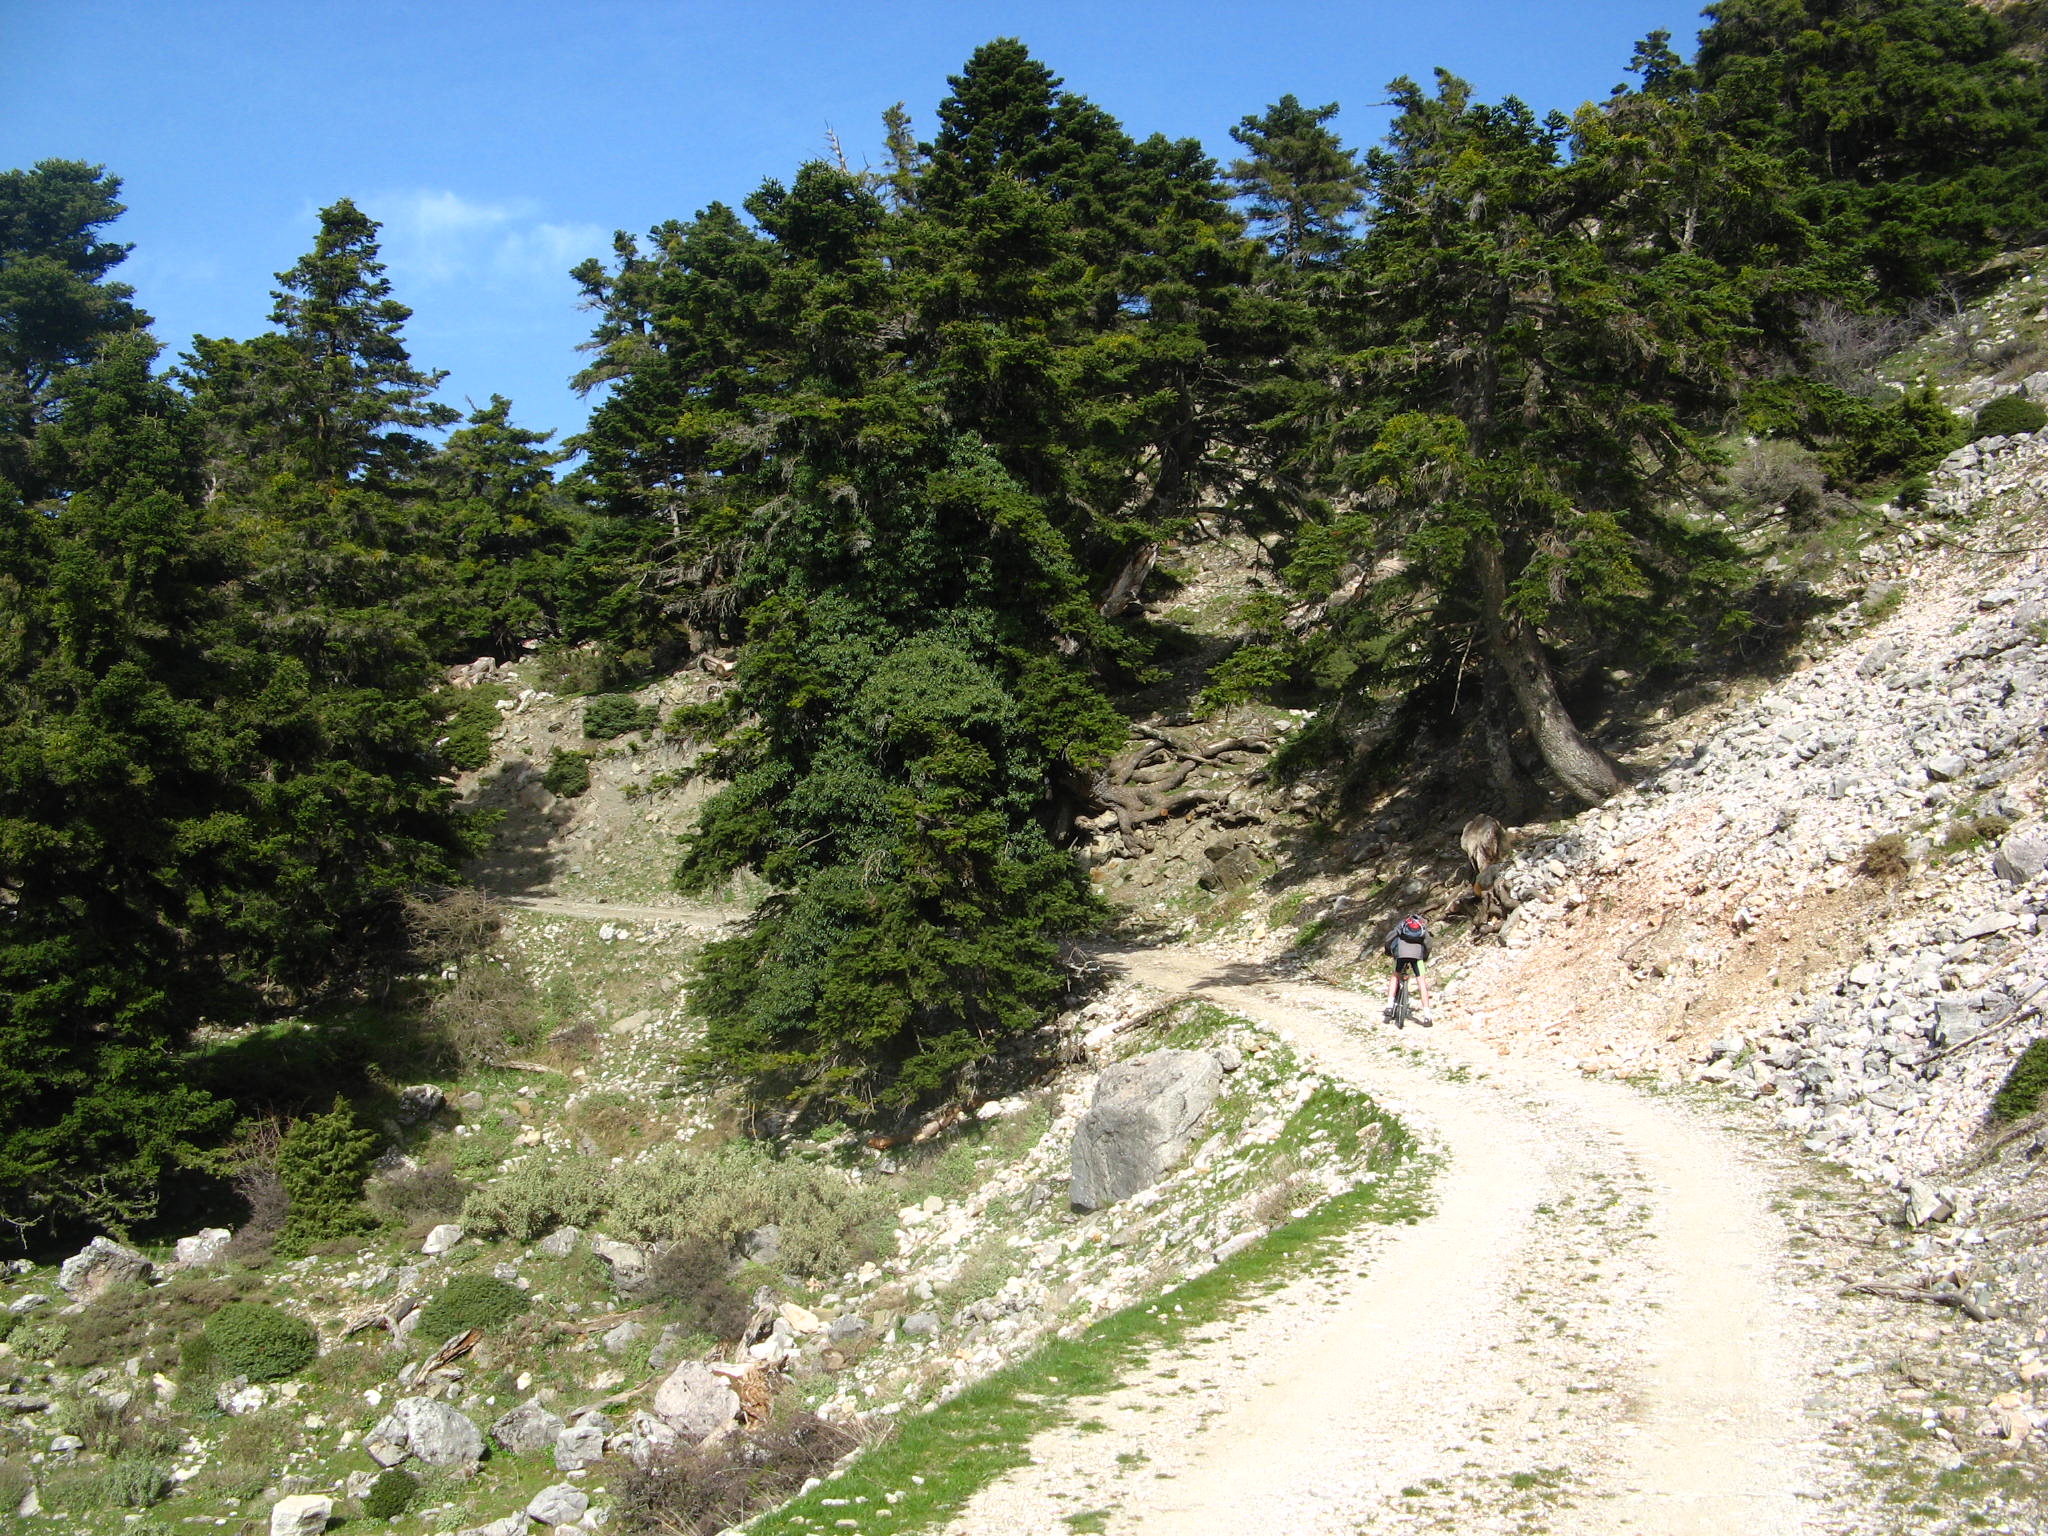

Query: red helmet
left=1402, top=915, right=1425, bottom=934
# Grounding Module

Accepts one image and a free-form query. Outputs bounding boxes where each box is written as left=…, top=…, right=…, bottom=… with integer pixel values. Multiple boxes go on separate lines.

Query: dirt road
left=498, top=894, right=740, bottom=929
left=943, top=948, right=1856, bottom=1536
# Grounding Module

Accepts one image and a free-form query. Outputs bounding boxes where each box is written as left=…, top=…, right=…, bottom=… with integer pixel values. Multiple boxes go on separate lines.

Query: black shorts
left=1393, top=957, right=1421, bottom=977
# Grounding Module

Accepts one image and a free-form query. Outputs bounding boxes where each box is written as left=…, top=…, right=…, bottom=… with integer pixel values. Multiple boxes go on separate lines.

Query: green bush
left=9, top=1318, right=69, bottom=1361
left=542, top=747, right=592, bottom=798
left=1973, top=394, right=2048, bottom=441
left=203, top=1302, right=318, bottom=1382
left=276, top=1097, right=379, bottom=1254
left=362, top=1466, right=420, bottom=1518
left=605, top=1142, right=887, bottom=1278
left=459, top=1152, right=608, bottom=1241
left=44, top=1456, right=172, bottom=1512
left=582, top=693, right=659, bottom=740
left=1992, top=1039, right=2048, bottom=1122
left=439, top=688, right=507, bottom=772
left=413, top=1273, right=531, bottom=1342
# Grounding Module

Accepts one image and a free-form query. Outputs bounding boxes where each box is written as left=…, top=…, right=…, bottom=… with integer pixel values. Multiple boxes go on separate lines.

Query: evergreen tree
left=0, top=161, right=149, bottom=500
left=1310, top=70, right=1811, bottom=804
left=1226, top=95, right=1369, bottom=270
left=1695, top=0, right=2048, bottom=294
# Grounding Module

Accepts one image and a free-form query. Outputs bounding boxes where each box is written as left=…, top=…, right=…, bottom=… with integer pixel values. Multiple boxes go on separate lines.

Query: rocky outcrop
left=651, top=1360, right=740, bottom=1441
left=1069, top=1048, right=1227, bottom=1211
left=366, top=1397, right=484, bottom=1467
left=58, top=1237, right=153, bottom=1299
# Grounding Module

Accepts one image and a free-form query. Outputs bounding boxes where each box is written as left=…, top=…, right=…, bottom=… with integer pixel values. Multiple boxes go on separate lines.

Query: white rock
left=535, top=1226, right=582, bottom=1257
left=527, top=1483, right=590, bottom=1525
left=651, top=1360, right=739, bottom=1441
left=57, top=1236, right=153, bottom=1299
left=174, top=1228, right=232, bottom=1267
left=421, top=1224, right=465, bottom=1256
left=269, top=1493, right=332, bottom=1536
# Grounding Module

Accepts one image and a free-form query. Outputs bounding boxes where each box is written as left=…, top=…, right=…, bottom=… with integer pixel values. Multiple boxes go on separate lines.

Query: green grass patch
left=1991, top=1038, right=2048, bottom=1123
left=744, top=1120, right=1430, bottom=1536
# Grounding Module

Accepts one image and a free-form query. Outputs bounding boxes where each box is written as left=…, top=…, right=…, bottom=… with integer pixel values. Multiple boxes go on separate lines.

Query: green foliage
left=440, top=687, right=506, bottom=772
left=362, top=1466, right=420, bottom=1519
left=43, top=1456, right=172, bottom=1512
left=1697, top=0, right=2048, bottom=297
left=9, top=1318, right=69, bottom=1361
left=458, top=1152, right=608, bottom=1242
left=604, top=1142, right=887, bottom=1277
left=1974, top=394, right=2048, bottom=440
left=203, top=1302, right=318, bottom=1382
left=275, top=1097, right=378, bottom=1253
left=1992, top=1039, right=2048, bottom=1122
left=542, top=747, right=593, bottom=798
left=1201, top=644, right=1295, bottom=711
left=413, top=1273, right=530, bottom=1341
left=582, top=692, right=660, bottom=740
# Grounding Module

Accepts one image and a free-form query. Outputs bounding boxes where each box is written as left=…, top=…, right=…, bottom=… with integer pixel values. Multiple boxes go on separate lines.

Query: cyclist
left=1381, top=914, right=1433, bottom=1025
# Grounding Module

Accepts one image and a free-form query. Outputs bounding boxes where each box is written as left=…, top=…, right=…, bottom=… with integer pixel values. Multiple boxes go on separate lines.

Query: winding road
left=943, top=948, right=1845, bottom=1536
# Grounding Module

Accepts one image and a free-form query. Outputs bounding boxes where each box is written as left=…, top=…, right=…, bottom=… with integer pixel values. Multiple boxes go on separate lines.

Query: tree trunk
left=1097, top=542, right=1159, bottom=620
left=1470, top=538, right=1625, bottom=806
left=1480, top=658, right=1535, bottom=823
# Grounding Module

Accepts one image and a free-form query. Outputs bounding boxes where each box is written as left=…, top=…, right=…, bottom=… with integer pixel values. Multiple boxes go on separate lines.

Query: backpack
left=1385, top=927, right=1430, bottom=962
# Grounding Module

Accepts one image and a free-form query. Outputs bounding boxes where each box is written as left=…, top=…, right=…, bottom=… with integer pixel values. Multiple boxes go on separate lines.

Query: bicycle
left=1389, top=965, right=1415, bottom=1029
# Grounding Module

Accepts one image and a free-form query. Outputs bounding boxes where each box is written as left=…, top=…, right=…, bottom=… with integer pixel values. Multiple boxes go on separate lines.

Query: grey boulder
left=268, top=1493, right=332, bottom=1536
left=1993, top=825, right=2048, bottom=887
left=527, top=1483, right=590, bottom=1525
left=59, top=1237, right=154, bottom=1299
left=174, top=1228, right=232, bottom=1268
left=552, top=1420, right=607, bottom=1470
left=1069, top=1048, right=1226, bottom=1211
left=367, top=1397, right=484, bottom=1466
left=488, top=1400, right=564, bottom=1455
left=651, top=1360, right=740, bottom=1442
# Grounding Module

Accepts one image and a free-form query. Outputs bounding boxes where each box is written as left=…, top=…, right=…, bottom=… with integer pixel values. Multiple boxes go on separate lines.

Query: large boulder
left=367, top=1397, right=484, bottom=1467
left=1994, top=824, right=2048, bottom=887
left=488, top=1400, right=564, bottom=1455
left=1069, top=1048, right=1226, bottom=1211
left=527, top=1483, right=590, bottom=1525
left=269, top=1493, right=332, bottom=1536
left=651, top=1360, right=740, bottom=1442
left=590, top=1234, right=650, bottom=1293
left=58, top=1237, right=153, bottom=1299
left=174, top=1228, right=231, bottom=1268
left=552, top=1420, right=607, bottom=1471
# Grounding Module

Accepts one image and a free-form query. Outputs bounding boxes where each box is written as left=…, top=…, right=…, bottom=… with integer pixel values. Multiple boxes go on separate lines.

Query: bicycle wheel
left=1391, top=970, right=1411, bottom=1029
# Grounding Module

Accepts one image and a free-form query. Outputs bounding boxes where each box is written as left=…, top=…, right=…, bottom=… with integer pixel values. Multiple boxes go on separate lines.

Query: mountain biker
left=1381, top=914, right=1433, bottom=1025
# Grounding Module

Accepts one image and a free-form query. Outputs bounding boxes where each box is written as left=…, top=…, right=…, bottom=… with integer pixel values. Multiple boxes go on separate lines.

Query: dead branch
left=1846, top=1281, right=1990, bottom=1322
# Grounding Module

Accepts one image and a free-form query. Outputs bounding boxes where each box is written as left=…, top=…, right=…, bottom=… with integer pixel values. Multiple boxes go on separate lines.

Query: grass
left=741, top=1111, right=1430, bottom=1536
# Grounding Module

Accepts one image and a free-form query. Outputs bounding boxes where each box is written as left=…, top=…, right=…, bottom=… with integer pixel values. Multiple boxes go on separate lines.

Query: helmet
left=1402, top=915, right=1425, bottom=934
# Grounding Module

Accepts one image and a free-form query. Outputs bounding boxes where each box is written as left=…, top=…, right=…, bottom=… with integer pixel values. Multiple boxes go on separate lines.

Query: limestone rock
left=651, top=1360, right=739, bottom=1441
left=1905, top=1179, right=1955, bottom=1228
left=535, top=1225, right=581, bottom=1257
left=489, top=1400, right=564, bottom=1455
left=369, top=1397, right=484, bottom=1467
left=1993, top=825, right=2048, bottom=886
left=527, top=1482, right=591, bottom=1525
left=1069, top=1048, right=1224, bottom=1211
left=1199, top=839, right=1264, bottom=891
left=601, top=1320, right=647, bottom=1355
left=174, top=1228, right=231, bottom=1268
left=398, top=1084, right=446, bottom=1122
left=552, top=1421, right=606, bottom=1470
left=619, top=1409, right=683, bottom=1468
left=268, top=1493, right=332, bottom=1536
left=58, top=1236, right=153, bottom=1299
left=590, top=1234, right=649, bottom=1292
left=421, top=1224, right=465, bottom=1256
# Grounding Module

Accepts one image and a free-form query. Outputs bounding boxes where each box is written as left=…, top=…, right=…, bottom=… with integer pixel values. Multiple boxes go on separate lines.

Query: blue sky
left=3, top=1, right=1712, bottom=443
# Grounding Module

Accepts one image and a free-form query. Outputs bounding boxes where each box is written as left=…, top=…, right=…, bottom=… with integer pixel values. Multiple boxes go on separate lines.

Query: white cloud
left=365, top=190, right=603, bottom=290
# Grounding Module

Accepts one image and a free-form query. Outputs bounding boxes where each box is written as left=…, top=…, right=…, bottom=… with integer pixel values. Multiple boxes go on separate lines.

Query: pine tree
left=1226, top=95, right=1369, bottom=270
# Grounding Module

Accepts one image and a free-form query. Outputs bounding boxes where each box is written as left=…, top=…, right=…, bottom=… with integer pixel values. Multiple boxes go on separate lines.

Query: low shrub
left=204, top=1302, right=318, bottom=1382
left=413, top=1274, right=531, bottom=1342
left=460, top=1152, right=608, bottom=1242
left=543, top=747, right=593, bottom=798
left=1992, top=1039, right=2048, bottom=1123
left=1859, top=833, right=1912, bottom=883
left=362, top=1466, right=420, bottom=1519
left=43, top=1456, right=172, bottom=1512
left=583, top=693, right=661, bottom=740
left=613, top=1409, right=857, bottom=1535
left=10, top=1318, right=69, bottom=1361
left=1973, top=394, right=2048, bottom=442
left=606, top=1142, right=888, bottom=1279
left=644, top=1237, right=752, bottom=1344
left=368, top=1158, right=472, bottom=1227
left=439, top=687, right=507, bottom=773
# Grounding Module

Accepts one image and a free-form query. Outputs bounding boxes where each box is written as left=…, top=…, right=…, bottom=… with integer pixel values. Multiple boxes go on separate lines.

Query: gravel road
left=941, top=947, right=1867, bottom=1535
